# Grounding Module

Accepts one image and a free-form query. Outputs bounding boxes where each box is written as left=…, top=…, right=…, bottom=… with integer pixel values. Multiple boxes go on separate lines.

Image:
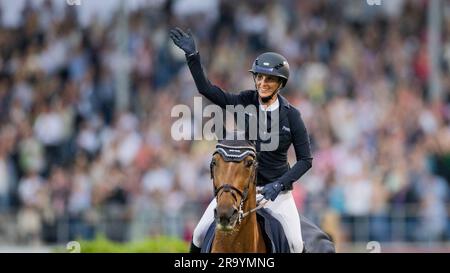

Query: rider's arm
left=186, top=52, right=243, bottom=108
left=278, top=108, right=313, bottom=190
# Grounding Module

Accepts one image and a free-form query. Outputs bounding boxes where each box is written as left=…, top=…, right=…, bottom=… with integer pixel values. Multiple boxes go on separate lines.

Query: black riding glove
left=261, top=181, right=284, bottom=201
left=169, top=27, right=197, bottom=56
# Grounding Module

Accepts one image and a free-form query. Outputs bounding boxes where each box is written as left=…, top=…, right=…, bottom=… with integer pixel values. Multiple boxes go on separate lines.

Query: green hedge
left=57, top=234, right=189, bottom=253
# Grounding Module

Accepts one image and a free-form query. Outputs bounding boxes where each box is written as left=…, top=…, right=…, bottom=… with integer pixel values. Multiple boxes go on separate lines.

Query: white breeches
left=192, top=188, right=304, bottom=253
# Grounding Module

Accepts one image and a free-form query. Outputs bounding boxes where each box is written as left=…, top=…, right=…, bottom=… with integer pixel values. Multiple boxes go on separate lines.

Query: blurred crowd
left=0, top=0, right=450, bottom=249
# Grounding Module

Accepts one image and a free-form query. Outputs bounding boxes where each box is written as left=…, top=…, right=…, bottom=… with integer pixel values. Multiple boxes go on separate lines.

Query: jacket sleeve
left=186, top=52, right=242, bottom=108
left=278, top=108, right=313, bottom=189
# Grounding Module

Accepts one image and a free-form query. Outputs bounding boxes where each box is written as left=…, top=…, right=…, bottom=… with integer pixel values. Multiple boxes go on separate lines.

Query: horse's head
left=210, top=139, right=258, bottom=231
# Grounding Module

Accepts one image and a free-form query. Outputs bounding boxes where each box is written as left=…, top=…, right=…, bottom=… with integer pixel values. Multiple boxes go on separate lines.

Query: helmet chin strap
left=260, top=89, right=279, bottom=103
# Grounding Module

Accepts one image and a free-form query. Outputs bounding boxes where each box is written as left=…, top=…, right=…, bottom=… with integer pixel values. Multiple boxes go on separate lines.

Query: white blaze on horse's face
left=213, top=154, right=255, bottom=232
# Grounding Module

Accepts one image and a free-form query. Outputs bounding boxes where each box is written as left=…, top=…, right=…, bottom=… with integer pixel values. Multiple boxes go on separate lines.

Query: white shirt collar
left=259, top=97, right=280, bottom=112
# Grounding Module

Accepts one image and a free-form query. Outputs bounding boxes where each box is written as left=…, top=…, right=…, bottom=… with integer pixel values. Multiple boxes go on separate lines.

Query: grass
left=55, top=234, right=190, bottom=253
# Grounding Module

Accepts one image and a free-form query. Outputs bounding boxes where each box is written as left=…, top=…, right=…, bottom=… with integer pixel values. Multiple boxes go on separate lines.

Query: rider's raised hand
left=169, top=27, right=197, bottom=55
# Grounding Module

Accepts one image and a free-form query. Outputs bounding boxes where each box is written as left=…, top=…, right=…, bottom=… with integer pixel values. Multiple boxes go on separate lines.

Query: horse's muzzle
left=214, top=207, right=239, bottom=231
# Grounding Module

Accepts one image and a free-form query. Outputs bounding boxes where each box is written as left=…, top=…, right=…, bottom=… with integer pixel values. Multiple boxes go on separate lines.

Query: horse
left=210, top=139, right=266, bottom=252
left=207, top=138, right=336, bottom=253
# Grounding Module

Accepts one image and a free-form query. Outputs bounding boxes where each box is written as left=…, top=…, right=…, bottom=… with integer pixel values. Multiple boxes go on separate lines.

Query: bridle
left=211, top=143, right=268, bottom=224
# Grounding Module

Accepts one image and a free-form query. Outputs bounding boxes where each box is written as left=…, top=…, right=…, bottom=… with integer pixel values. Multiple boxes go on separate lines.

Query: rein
left=240, top=198, right=269, bottom=220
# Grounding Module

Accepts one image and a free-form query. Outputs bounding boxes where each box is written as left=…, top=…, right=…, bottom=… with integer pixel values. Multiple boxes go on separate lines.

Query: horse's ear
left=210, top=159, right=214, bottom=180
left=209, top=155, right=216, bottom=179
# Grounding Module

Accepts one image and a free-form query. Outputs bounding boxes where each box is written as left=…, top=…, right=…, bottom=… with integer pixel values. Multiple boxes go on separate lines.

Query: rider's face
left=255, top=73, right=282, bottom=98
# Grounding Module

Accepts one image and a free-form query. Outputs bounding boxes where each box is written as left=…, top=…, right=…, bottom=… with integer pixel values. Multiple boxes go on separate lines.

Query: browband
left=213, top=143, right=256, bottom=162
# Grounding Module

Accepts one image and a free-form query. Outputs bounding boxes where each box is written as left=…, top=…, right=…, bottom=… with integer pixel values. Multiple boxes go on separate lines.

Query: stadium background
left=0, top=0, right=449, bottom=252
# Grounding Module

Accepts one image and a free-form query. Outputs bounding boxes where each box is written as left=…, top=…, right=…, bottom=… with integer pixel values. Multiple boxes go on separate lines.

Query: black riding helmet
left=249, top=52, right=290, bottom=88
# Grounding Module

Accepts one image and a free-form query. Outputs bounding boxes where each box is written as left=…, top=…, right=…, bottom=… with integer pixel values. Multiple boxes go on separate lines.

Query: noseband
left=211, top=142, right=259, bottom=223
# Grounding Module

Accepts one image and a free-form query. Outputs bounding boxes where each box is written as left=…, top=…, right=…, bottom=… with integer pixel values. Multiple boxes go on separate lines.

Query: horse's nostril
left=233, top=208, right=238, bottom=216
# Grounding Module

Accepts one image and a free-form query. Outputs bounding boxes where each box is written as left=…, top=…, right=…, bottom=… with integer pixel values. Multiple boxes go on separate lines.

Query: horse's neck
left=213, top=188, right=266, bottom=253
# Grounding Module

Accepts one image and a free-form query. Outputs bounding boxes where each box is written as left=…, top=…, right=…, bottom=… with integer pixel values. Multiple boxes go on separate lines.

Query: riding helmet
left=249, top=52, right=290, bottom=87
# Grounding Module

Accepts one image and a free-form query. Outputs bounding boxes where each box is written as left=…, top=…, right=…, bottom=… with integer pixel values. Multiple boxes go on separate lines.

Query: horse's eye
left=211, top=159, right=216, bottom=166
left=245, top=159, right=254, bottom=167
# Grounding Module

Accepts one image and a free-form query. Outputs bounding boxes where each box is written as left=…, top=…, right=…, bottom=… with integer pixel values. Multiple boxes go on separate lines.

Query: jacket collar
left=278, top=94, right=291, bottom=109
left=253, top=90, right=291, bottom=123
left=259, top=97, right=280, bottom=111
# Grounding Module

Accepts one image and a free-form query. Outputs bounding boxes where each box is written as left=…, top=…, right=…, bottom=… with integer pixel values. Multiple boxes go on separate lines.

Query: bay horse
left=207, top=138, right=336, bottom=253
left=210, top=139, right=267, bottom=253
